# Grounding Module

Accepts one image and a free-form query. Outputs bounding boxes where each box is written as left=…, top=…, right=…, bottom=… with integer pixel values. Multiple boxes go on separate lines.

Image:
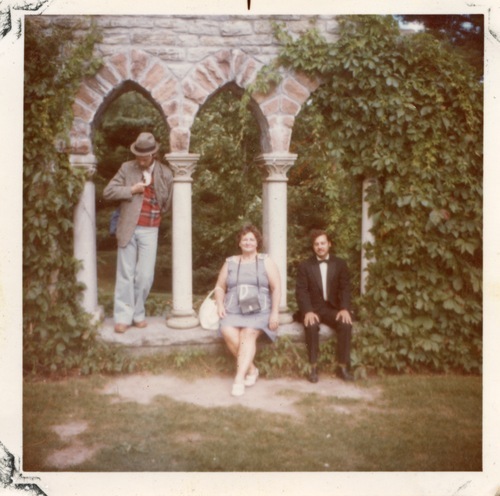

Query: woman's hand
left=269, top=311, right=279, bottom=331
left=214, top=268, right=228, bottom=319
left=217, top=302, right=226, bottom=319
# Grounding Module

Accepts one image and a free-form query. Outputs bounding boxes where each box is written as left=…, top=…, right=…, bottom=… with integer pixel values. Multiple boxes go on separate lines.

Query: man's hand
left=304, top=311, right=320, bottom=326
left=131, top=182, right=146, bottom=195
left=336, top=309, right=352, bottom=325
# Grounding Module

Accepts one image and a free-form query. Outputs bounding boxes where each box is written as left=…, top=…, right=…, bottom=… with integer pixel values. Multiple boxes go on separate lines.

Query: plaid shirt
left=137, top=173, right=161, bottom=227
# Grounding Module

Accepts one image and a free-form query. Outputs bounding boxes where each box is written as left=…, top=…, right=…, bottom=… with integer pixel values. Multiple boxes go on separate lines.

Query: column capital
left=165, top=152, right=200, bottom=182
left=255, top=153, right=298, bottom=181
left=69, top=154, right=97, bottom=177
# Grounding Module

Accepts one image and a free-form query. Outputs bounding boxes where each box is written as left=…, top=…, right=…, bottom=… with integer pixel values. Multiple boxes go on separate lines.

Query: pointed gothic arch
left=70, top=45, right=323, bottom=327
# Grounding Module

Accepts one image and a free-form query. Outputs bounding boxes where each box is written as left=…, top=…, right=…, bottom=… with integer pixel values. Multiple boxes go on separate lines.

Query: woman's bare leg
left=234, top=327, right=261, bottom=384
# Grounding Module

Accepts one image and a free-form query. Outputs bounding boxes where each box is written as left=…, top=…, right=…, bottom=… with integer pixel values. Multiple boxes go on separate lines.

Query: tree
left=397, top=15, right=483, bottom=77
left=190, top=87, right=263, bottom=291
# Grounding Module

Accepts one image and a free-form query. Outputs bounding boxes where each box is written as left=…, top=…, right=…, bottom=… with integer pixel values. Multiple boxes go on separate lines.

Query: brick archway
left=70, top=49, right=178, bottom=156
left=70, top=47, right=319, bottom=157
left=70, top=45, right=320, bottom=325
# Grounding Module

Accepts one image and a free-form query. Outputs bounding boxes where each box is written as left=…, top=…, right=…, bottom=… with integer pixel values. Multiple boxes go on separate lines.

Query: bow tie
left=318, top=259, right=328, bottom=264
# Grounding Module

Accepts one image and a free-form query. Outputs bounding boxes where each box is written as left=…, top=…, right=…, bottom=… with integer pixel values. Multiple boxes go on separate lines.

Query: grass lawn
left=23, top=363, right=481, bottom=472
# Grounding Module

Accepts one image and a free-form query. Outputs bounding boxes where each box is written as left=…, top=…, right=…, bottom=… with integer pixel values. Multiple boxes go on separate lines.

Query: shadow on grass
left=23, top=371, right=481, bottom=472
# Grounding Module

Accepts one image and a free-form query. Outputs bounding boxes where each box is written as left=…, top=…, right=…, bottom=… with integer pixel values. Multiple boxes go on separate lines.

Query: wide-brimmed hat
left=130, top=132, right=160, bottom=156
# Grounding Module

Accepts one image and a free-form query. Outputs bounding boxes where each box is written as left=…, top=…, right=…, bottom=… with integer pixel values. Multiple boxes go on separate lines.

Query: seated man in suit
left=295, top=229, right=354, bottom=382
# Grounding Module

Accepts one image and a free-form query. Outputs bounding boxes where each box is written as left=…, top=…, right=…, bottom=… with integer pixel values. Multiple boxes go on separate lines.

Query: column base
left=166, top=313, right=200, bottom=329
left=278, top=311, right=294, bottom=325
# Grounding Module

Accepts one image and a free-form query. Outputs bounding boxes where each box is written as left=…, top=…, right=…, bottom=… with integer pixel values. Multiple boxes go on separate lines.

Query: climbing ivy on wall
left=287, top=90, right=362, bottom=294
left=271, top=16, right=482, bottom=373
left=23, top=19, right=133, bottom=375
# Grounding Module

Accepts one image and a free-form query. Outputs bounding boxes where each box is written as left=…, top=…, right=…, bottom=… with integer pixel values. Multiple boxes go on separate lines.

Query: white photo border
left=1, top=0, right=499, bottom=495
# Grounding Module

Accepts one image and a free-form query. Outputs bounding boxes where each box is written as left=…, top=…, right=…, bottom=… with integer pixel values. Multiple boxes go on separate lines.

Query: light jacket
left=103, top=159, right=173, bottom=248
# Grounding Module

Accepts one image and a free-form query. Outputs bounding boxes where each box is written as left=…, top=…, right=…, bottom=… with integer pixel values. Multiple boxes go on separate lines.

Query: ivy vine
left=23, top=18, right=134, bottom=375
left=268, top=16, right=482, bottom=373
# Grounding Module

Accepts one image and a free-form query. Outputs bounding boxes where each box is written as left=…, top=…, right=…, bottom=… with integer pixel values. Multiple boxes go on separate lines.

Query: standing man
left=103, top=132, right=173, bottom=333
left=295, top=229, right=354, bottom=382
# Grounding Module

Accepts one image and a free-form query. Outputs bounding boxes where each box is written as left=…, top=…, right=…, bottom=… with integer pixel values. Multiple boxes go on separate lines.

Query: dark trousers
left=303, top=305, right=352, bottom=368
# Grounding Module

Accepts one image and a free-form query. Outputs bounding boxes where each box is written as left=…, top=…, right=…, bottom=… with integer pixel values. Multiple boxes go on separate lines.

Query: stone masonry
left=34, top=15, right=339, bottom=156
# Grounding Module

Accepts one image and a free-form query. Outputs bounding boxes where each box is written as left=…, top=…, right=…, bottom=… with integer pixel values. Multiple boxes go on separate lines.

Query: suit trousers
left=114, top=226, right=158, bottom=324
left=304, top=304, right=352, bottom=367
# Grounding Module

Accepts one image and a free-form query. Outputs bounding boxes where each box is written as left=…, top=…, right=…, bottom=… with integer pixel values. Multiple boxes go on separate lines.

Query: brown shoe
left=114, top=323, right=129, bottom=334
left=133, top=320, right=148, bottom=328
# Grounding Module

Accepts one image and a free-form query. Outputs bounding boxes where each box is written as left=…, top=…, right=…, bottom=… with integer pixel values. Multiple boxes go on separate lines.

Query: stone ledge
left=97, top=317, right=336, bottom=354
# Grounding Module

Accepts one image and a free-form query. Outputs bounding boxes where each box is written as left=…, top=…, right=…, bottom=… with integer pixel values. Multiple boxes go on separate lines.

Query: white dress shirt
left=142, top=161, right=155, bottom=185
left=318, top=256, right=329, bottom=300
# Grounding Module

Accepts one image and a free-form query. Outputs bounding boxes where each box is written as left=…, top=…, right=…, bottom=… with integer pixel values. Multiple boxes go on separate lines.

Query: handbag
left=237, top=258, right=262, bottom=315
left=199, top=289, right=219, bottom=330
left=239, top=291, right=261, bottom=314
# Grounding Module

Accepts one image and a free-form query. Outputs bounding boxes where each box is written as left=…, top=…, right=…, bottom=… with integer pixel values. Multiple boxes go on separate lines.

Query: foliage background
left=23, top=20, right=134, bottom=375
left=272, top=16, right=482, bottom=373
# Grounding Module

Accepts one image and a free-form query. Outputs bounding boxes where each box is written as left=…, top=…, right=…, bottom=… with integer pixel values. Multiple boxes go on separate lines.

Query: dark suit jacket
left=295, top=255, right=352, bottom=316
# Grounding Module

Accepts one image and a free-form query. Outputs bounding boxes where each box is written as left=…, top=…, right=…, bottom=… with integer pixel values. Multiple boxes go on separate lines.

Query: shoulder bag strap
left=236, top=257, right=260, bottom=289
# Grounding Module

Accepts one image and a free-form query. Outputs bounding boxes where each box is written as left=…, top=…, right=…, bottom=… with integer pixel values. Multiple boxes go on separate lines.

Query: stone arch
left=70, top=46, right=321, bottom=161
left=177, top=48, right=320, bottom=155
left=70, top=45, right=324, bottom=325
left=170, top=49, right=322, bottom=325
left=70, top=49, right=179, bottom=156
left=256, top=70, right=321, bottom=153
left=177, top=49, right=262, bottom=153
left=70, top=49, right=180, bottom=318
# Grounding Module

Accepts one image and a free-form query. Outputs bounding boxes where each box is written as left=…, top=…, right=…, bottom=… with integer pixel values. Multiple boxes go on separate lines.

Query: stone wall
left=91, top=15, right=339, bottom=78
left=40, top=15, right=339, bottom=76
left=33, top=15, right=339, bottom=155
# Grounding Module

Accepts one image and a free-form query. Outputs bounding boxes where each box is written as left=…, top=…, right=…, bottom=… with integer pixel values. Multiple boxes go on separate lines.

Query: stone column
left=361, top=177, right=376, bottom=294
left=71, top=155, right=100, bottom=320
left=165, top=153, right=200, bottom=329
left=256, top=153, right=297, bottom=324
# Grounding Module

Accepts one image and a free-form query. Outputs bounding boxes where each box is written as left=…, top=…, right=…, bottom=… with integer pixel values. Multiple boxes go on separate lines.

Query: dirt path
left=101, top=373, right=377, bottom=417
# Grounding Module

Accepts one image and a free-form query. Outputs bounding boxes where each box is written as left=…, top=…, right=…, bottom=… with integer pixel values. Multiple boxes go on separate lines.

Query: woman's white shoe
left=231, top=383, right=245, bottom=396
left=244, top=368, right=259, bottom=387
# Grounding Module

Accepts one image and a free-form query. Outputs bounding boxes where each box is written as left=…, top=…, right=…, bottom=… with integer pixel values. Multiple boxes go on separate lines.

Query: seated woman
left=214, top=224, right=281, bottom=396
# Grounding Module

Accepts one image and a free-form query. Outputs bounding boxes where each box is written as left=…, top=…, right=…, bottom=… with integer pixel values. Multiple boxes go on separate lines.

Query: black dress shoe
left=308, top=368, right=319, bottom=383
left=335, top=366, right=354, bottom=382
